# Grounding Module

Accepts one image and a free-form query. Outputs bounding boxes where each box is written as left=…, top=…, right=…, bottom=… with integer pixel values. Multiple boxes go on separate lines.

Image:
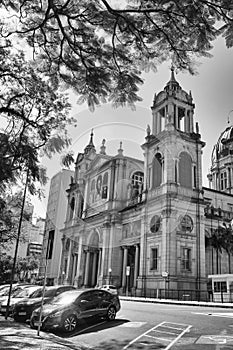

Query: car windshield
left=0, top=287, right=10, bottom=296
left=44, top=289, right=57, bottom=297
left=51, top=291, right=82, bottom=305
left=13, top=287, right=39, bottom=298
left=29, top=288, right=43, bottom=298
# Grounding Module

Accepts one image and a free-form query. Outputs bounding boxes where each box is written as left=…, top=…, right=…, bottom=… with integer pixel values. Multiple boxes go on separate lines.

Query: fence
left=119, top=288, right=233, bottom=303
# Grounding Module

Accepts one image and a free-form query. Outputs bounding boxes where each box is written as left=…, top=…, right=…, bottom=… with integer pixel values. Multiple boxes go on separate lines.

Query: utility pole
left=5, top=168, right=29, bottom=319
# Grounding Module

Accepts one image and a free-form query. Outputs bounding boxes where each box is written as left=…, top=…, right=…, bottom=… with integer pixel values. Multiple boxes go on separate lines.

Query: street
left=2, top=299, right=233, bottom=349
left=56, top=300, right=233, bottom=349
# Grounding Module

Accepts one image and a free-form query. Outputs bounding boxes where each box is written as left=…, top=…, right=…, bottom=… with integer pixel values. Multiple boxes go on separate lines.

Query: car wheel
left=62, top=314, right=77, bottom=333
left=106, top=306, right=116, bottom=321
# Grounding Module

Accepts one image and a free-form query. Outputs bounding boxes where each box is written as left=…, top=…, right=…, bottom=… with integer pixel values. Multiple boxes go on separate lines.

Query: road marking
left=192, top=312, right=233, bottom=318
left=123, top=321, right=192, bottom=349
left=197, top=335, right=233, bottom=345
left=120, top=322, right=146, bottom=328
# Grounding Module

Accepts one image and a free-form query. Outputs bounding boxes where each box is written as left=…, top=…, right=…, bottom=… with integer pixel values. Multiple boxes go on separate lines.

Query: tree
left=0, top=190, right=32, bottom=249
left=0, top=253, right=39, bottom=283
left=217, top=224, right=233, bottom=273
left=0, top=43, right=76, bottom=193
left=1, top=0, right=233, bottom=111
left=206, top=228, right=224, bottom=274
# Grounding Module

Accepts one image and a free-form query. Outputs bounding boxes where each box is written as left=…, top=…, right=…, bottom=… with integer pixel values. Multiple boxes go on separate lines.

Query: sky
left=31, top=35, right=233, bottom=219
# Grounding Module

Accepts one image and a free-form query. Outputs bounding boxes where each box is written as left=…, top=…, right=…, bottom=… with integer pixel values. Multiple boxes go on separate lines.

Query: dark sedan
left=30, top=288, right=121, bottom=333
left=12, top=285, right=76, bottom=322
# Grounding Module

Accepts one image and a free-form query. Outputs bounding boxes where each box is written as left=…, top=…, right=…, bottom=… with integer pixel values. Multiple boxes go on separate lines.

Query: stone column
left=91, top=251, right=98, bottom=286
left=157, top=112, right=162, bottom=133
left=84, top=250, right=90, bottom=287
left=134, top=245, right=139, bottom=288
left=64, top=239, right=72, bottom=284
left=122, top=246, right=128, bottom=287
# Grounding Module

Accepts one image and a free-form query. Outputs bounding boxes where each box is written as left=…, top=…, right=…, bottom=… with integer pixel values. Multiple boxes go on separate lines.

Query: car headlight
left=48, top=310, right=63, bottom=318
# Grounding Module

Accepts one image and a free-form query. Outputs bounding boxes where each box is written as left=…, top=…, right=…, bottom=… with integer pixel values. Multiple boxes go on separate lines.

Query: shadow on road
left=56, top=317, right=130, bottom=338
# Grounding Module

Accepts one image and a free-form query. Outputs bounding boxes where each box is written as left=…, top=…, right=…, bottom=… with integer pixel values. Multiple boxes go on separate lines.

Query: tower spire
left=84, top=129, right=96, bottom=155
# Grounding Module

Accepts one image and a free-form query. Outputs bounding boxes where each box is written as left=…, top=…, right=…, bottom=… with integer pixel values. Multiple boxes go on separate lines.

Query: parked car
left=13, top=285, right=76, bottom=322
left=100, top=285, right=118, bottom=295
left=30, top=288, right=121, bottom=333
left=0, top=285, right=42, bottom=316
left=0, top=284, right=35, bottom=306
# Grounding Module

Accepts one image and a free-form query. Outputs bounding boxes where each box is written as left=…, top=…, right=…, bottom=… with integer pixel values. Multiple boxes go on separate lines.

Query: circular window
left=150, top=215, right=161, bottom=233
left=179, top=215, right=193, bottom=232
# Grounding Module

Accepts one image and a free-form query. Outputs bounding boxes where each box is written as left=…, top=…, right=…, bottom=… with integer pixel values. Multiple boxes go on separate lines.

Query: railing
left=119, top=288, right=233, bottom=303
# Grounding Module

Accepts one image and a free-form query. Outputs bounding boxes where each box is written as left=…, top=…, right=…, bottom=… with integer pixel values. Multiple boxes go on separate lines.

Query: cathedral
left=57, top=69, right=233, bottom=299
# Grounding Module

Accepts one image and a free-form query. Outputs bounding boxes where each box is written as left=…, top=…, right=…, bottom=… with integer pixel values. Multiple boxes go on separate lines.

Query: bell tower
left=151, top=66, right=194, bottom=136
left=140, top=68, right=207, bottom=294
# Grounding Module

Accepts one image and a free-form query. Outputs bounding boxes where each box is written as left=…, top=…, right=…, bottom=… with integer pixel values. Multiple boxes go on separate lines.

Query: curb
left=119, top=296, right=233, bottom=308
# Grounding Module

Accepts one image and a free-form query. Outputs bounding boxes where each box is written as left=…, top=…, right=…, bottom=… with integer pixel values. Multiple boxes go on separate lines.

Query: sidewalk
left=120, top=295, right=233, bottom=308
left=0, top=316, right=88, bottom=350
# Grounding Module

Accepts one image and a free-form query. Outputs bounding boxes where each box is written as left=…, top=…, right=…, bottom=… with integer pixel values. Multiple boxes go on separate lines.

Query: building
left=56, top=70, right=233, bottom=298
left=39, top=169, right=74, bottom=285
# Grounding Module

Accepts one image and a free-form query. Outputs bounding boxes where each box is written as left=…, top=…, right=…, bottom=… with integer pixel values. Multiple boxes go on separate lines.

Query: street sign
left=162, top=271, right=168, bottom=278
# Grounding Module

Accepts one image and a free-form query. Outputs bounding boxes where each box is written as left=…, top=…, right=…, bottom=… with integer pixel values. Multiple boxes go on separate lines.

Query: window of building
left=220, top=172, right=227, bottom=190
left=179, top=215, right=193, bottom=233
left=193, top=165, right=197, bottom=188
left=152, top=153, right=162, bottom=188
left=150, top=215, right=161, bottom=233
left=181, top=247, right=191, bottom=271
left=69, top=197, right=75, bottom=220
left=151, top=248, right=158, bottom=270
left=179, top=152, right=192, bottom=188
left=131, top=171, right=144, bottom=187
left=102, top=172, right=108, bottom=199
left=214, top=281, right=227, bottom=293
left=46, top=230, right=55, bottom=260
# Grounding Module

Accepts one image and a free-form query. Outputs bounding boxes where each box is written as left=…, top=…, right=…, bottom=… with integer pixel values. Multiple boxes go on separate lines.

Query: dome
left=211, top=125, right=233, bottom=165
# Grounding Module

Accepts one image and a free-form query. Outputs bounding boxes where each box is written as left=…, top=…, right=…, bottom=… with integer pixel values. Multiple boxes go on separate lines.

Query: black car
left=12, top=285, right=76, bottom=322
left=30, top=288, right=121, bottom=333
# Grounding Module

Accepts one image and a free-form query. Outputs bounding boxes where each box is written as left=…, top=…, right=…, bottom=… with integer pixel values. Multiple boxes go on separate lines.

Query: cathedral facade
left=57, top=70, right=233, bottom=298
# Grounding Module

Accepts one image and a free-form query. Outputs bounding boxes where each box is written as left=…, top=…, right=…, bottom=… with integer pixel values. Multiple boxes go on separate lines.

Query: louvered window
left=152, top=153, right=162, bottom=188
left=179, top=152, right=192, bottom=188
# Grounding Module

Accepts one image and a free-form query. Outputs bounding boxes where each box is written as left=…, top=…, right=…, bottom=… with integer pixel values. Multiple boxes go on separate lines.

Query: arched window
left=152, top=153, right=162, bottom=188
left=89, top=179, right=95, bottom=203
left=69, top=197, right=75, bottom=220
left=179, top=152, right=192, bottom=188
left=102, top=172, right=108, bottom=199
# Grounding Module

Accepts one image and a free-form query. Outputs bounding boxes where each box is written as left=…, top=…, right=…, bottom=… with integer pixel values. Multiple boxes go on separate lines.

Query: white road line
left=145, top=334, right=170, bottom=342
left=164, top=325, right=192, bottom=350
left=123, top=321, right=192, bottom=350
left=153, top=329, right=178, bottom=335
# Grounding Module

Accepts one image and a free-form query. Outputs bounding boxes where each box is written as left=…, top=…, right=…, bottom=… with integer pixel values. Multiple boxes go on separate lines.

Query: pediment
left=87, top=154, right=111, bottom=174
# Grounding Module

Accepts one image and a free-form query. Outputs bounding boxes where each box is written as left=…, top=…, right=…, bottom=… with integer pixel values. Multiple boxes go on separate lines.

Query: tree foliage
left=0, top=253, right=39, bottom=283
left=1, top=0, right=233, bottom=112
left=0, top=190, right=32, bottom=248
left=0, top=0, right=232, bottom=189
left=0, top=42, right=76, bottom=193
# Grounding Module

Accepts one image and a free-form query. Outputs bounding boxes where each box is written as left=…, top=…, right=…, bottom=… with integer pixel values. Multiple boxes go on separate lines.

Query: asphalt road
left=55, top=300, right=233, bottom=349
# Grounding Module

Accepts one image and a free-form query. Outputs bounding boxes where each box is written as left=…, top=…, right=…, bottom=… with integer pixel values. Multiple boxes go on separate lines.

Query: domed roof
left=211, top=125, right=233, bottom=165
